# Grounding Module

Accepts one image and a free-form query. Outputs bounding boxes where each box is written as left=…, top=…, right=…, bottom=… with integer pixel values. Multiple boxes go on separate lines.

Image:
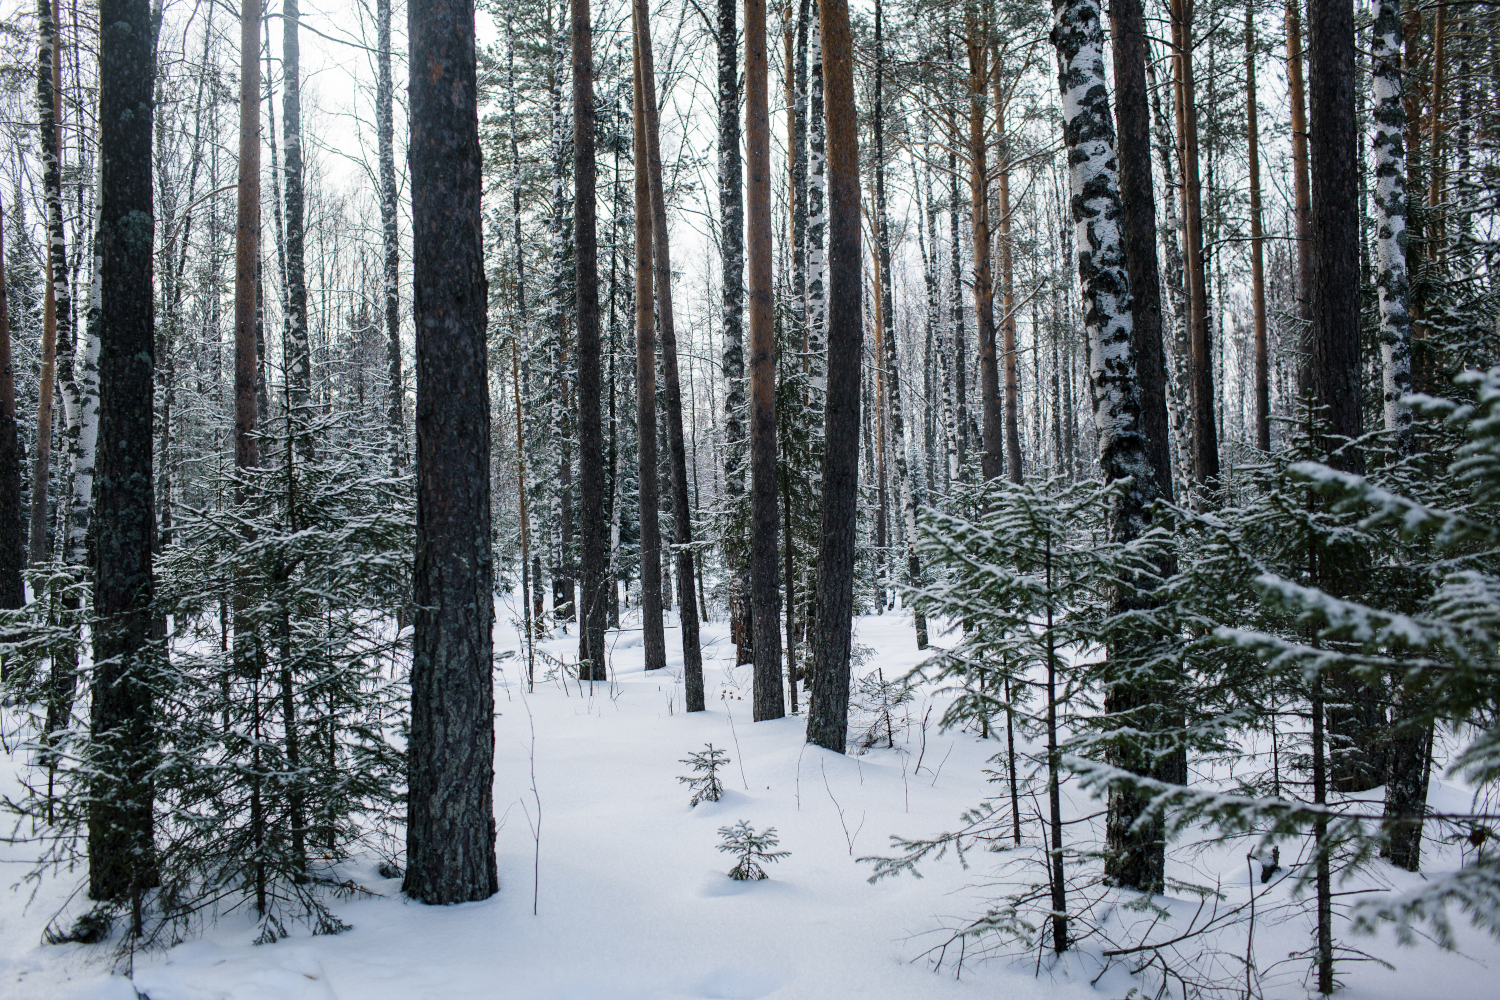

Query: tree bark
left=717, top=0, right=750, bottom=666
left=404, top=0, right=499, bottom=905
left=379, top=0, right=403, bottom=473
left=745, top=0, right=783, bottom=720
left=1246, top=7, right=1270, bottom=453
left=1109, top=0, right=1173, bottom=497
left=965, top=11, right=1001, bottom=483
left=635, top=0, right=705, bottom=711
left=1053, top=0, right=1168, bottom=895
left=29, top=0, right=68, bottom=567
left=632, top=9, right=666, bottom=674
left=994, top=86, right=1023, bottom=485
left=235, top=0, right=260, bottom=474
left=1371, top=0, right=1413, bottom=445
left=1286, top=0, right=1314, bottom=398
left=573, top=0, right=607, bottom=680
left=806, top=0, right=860, bottom=753
left=1307, top=0, right=1362, bottom=469
left=90, top=0, right=158, bottom=911
left=0, top=195, right=20, bottom=609
left=283, top=0, right=310, bottom=450
left=1170, top=0, right=1217, bottom=486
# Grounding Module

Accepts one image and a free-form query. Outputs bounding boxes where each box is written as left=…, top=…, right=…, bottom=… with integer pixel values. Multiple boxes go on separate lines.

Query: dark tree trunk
left=235, top=0, right=260, bottom=474
left=1286, top=0, right=1314, bottom=398
left=948, top=144, right=967, bottom=477
left=29, top=0, right=68, bottom=568
left=1109, top=0, right=1174, bottom=499
left=718, top=0, right=750, bottom=667
left=632, top=12, right=666, bottom=674
left=379, top=0, right=402, bottom=473
left=636, top=0, right=704, bottom=710
left=283, top=0, right=310, bottom=449
left=994, top=93, right=1023, bottom=485
left=404, top=0, right=499, bottom=905
left=0, top=196, right=19, bottom=610
left=1307, top=0, right=1362, bottom=468
left=1246, top=8, right=1270, bottom=453
left=966, top=11, right=1001, bottom=483
left=573, top=0, right=607, bottom=680
left=90, top=0, right=158, bottom=912
left=745, top=0, right=783, bottom=720
left=806, top=0, right=860, bottom=753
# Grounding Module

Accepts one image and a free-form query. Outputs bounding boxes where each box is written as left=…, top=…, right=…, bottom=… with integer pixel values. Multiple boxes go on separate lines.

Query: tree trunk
left=636, top=0, right=705, bottom=711
left=806, top=0, right=860, bottom=753
left=90, top=0, right=158, bottom=913
left=1170, top=0, right=1217, bottom=487
left=744, top=0, right=783, bottom=720
left=573, top=0, right=607, bottom=680
left=949, top=143, right=967, bottom=479
left=0, top=195, right=20, bottom=610
left=1246, top=7, right=1271, bottom=452
left=1286, top=0, right=1314, bottom=398
left=404, top=0, right=499, bottom=905
left=235, top=0, right=260, bottom=475
left=632, top=11, right=666, bottom=674
left=283, top=0, right=310, bottom=450
left=1307, top=0, right=1362, bottom=468
left=1371, top=0, right=1413, bottom=444
left=994, top=90, right=1023, bottom=485
left=1109, top=0, right=1173, bottom=498
left=1053, top=0, right=1168, bottom=895
left=379, top=0, right=402, bottom=473
left=965, top=11, right=1001, bottom=483
left=29, top=0, right=68, bottom=567
left=718, top=0, right=750, bottom=666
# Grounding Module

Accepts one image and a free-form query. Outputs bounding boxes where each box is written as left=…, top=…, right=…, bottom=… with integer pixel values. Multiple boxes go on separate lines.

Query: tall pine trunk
left=0, top=196, right=20, bottom=610
left=806, top=0, right=860, bottom=753
left=90, top=0, right=158, bottom=914
left=573, top=0, right=607, bottom=680
left=966, top=10, right=1001, bottom=483
left=1109, top=0, right=1173, bottom=499
left=745, top=0, right=783, bottom=720
left=1286, top=0, right=1314, bottom=397
left=718, top=0, right=750, bottom=666
left=994, top=86, right=1023, bottom=484
left=632, top=8, right=666, bottom=675
left=1246, top=8, right=1270, bottom=452
left=379, top=0, right=402, bottom=473
left=635, top=0, right=705, bottom=710
left=29, top=0, right=68, bottom=567
left=404, top=0, right=499, bottom=905
left=283, top=0, right=310, bottom=448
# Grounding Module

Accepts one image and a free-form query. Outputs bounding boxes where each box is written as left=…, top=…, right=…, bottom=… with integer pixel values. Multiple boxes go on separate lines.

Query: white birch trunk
left=1370, top=0, right=1413, bottom=442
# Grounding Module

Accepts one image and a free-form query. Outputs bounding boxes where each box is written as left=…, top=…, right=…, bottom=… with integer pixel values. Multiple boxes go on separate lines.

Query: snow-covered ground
left=2, top=604, right=1496, bottom=999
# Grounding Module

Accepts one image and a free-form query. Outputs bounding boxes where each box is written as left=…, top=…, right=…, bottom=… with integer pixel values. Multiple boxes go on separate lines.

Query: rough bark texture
left=1307, top=0, right=1362, bottom=468
left=0, top=196, right=20, bottom=609
left=1109, top=0, right=1173, bottom=498
left=1370, top=0, right=1413, bottom=444
left=632, top=14, right=666, bottom=675
left=1286, top=0, right=1314, bottom=397
left=995, top=97, right=1023, bottom=485
left=718, top=0, right=750, bottom=666
left=1246, top=7, right=1270, bottom=453
left=1052, top=0, right=1168, bottom=893
left=806, top=0, right=860, bottom=753
left=29, top=0, right=67, bottom=567
left=1170, top=0, right=1217, bottom=486
left=283, top=0, right=310, bottom=444
left=965, top=13, right=1001, bottom=483
left=404, top=0, right=499, bottom=905
left=745, top=0, right=783, bottom=720
left=234, top=0, right=260, bottom=473
left=573, top=0, right=607, bottom=680
left=636, top=0, right=705, bottom=710
left=90, top=0, right=157, bottom=907
left=379, top=0, right=402, bottom=473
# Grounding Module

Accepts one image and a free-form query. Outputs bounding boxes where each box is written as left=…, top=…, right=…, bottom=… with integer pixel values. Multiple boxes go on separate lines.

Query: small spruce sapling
left=679, top=743, right=730, bottom=806
left=718, top=820, right=789, bottom=880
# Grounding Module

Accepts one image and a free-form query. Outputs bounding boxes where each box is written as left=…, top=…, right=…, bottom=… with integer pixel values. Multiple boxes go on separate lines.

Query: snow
left=3, top=604, right=1498, bottom=999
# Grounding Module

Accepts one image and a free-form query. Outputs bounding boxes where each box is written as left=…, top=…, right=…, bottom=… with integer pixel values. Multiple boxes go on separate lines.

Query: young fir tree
left=718, top=820, right=789, bottom=880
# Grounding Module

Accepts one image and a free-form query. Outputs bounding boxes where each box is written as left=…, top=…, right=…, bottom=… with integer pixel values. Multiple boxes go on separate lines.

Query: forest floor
left=2, top=602, right=1497, bottom=999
